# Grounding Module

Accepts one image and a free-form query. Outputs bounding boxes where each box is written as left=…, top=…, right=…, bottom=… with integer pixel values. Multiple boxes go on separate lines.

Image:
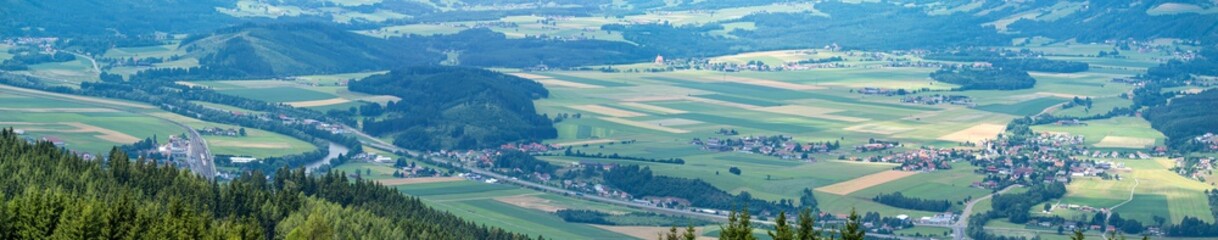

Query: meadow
left=0, top=84, right=313, bottom=158
left=393, top=179, right=677, bottom=240
left=525, top=46, right=1158, bottom=219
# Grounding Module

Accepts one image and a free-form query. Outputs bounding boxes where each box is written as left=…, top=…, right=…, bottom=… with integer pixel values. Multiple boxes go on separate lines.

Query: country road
left=346, top=125, right=929, bottom=240
left=949, top=185, right=1020, bottom=240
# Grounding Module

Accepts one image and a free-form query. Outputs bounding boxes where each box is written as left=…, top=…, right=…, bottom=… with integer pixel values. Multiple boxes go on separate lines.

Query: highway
left=346, top=125, right=927, bottom=240
left=0, top=82, right=216, bottom=180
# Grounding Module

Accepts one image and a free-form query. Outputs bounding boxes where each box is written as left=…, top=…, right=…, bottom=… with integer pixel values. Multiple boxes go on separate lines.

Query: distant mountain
left=0, top=0, right=237, bottom=37
left=350, top=66, right=557, bottom=150
left=1006, top=0, right=1218, bottom=42
left=179, top=23, right=443, bottom=78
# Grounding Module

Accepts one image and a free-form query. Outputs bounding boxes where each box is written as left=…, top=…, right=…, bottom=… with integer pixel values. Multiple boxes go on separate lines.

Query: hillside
left=177, top=23, right=443, bottom=78
left=0, top=0, right=236, bottom=37
left=350, top=67, right=557, bottom=150
left=0, top=129, right=531, bottom=240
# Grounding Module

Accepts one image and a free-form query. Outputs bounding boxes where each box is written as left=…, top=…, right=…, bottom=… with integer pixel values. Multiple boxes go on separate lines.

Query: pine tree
left=683, top=225, right=697, bottom=240
left=666, top=226, right=680, bottom=240
left=769, top=211, right=795, bottom=240
left=796, top=208, right=819, bottom=240
left=1071, top=230, right=1085, bottom=240
left=839, top=209, right=865, bottom=240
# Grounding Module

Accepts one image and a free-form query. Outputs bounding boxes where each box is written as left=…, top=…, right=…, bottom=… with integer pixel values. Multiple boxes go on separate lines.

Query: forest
left=0, top=130, right=532, bottom=240
left=394, top=29, right=654, bottom=68
left=603, top=165, right=797, bottom=215
left=923, top=49, right=1090, bottom=73
left=1146, top=89, right=1218, bottom=150
left=871, top=192, right=952, bottom=212
left=349, top=67, right=557, bottom=150
left=929, top=67, right=1037, bottom=90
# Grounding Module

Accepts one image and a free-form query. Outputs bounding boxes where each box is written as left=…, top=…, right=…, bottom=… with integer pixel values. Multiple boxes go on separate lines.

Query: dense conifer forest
left=350, top=67, right=557, bottom=150
left=0, top=129, right=533, bottom=239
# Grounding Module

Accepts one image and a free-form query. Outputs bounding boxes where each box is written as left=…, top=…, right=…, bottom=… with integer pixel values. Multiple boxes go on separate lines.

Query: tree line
left=0, top=129, right=534, bottom=240
left=871, top=192, right=952, bottom=212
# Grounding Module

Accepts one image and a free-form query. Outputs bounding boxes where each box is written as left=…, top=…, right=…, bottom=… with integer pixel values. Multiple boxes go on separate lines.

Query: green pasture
left=217, top=87, right=337, bottom=102
left=394, top=180, right=641, bottom=239
left=974, top=97, right=1065, bottom=116
left=1031, top=117, right=1165, bottom=148
left=848, top=162, right=991, bottom=207
left=205, top=128, right=315, bottom=158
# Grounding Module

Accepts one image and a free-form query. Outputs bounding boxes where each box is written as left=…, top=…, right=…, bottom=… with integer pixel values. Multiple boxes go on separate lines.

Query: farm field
left=0, top=83, right=313, bottom=157
left=395, top=180, right=670, bottom=240
left=1032, top=117, right=1165, bottom=149
left=1034, top=158, right=1214, bottom=224
left=526, top=45, right=1160, bottom=219
left=190, top=73, right=396, bottom=109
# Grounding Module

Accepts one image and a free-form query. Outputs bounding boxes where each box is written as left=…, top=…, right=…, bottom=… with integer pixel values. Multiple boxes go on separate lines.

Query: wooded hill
left=176, top=23, right=443, bottom=78
left=0, top=129, right=532, bottom=240
left=350, top=67, right=557, bottom=150
left=1146, top=89, right=1218, bottom=150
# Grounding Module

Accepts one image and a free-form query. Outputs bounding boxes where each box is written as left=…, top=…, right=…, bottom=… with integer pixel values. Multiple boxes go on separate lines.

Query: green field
left=393, top=180, right=644, bottom=239
left=0, top=85, right=314, bottom=158
left=218, top=87, right=337, bottom=102
left=974, top=97, right=1066, bottom=116
left=1032, top=117, right=1165, bottom=149
left=848, top=162, right=991, bottom=208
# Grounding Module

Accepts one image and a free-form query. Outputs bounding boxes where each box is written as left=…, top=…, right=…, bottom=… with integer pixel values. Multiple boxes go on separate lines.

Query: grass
left=392, top=180, right=639, bottom=239
left=848, top=162, right=991, bottom=208
left=974, top=97, right=1066, bottom=116
left=217, top=87, right=337, bottom=102
left=1032, top=117, right=1165, bottom=148
left=205, top=128, right=315, bottom=158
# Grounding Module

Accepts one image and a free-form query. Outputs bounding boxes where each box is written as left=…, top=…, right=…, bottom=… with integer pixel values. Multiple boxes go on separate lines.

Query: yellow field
left=536, top=79, right=603, bottom=89
left=1094, top=136, right=1156, bottom=149
left=494, top=194, right=566, bottom=213
left=592, top=225, right=715, bottom=240
left=937, top=123, right=1006, bottom=143
left=721, top=76, right=824, bottom=90
left=619, top=102, right=687, bottom=114
left=843, top=123, right=915, bottom=135
left=816, top=170, right=920, bottom=195
left=755, top=105, right=870, bottom=122
left=285, top=98, right=351, bottom=107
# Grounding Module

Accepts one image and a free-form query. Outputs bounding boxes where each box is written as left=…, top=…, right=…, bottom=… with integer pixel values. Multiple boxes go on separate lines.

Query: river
left=306, top=142, right=349, bottom=173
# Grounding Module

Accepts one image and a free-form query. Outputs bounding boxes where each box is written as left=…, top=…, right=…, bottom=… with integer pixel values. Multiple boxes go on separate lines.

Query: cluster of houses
left=870, top=148, right=972, bottom=172
left=969, top=132, right=1154, bottom=189
left=155, top=135, right=191, bottom=160
left=854, top=139, right=900, bottom=152
left=882, top=60, right=991, bottom=69
left=689, top=135, right=839, bottom=160
left=1196, top=133, right=1218, bottom=150
left=196, top=127, right=243, bottom=137
left=273, top=114, right=346, bottom=135
left=3, top=37, right=58, bottom=54
left=900, top=94, right=974, bottom=106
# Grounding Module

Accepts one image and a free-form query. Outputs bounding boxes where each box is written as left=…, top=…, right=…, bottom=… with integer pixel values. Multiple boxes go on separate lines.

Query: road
left=346, top=125, right=926, bottom=240
left=949, top=184, right=1020, bottom=240
left=0, top=82, right=216, bottom=180
left=180, top=122, right=216, bottom=180
left=65, top=51, right=100, bottom=74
